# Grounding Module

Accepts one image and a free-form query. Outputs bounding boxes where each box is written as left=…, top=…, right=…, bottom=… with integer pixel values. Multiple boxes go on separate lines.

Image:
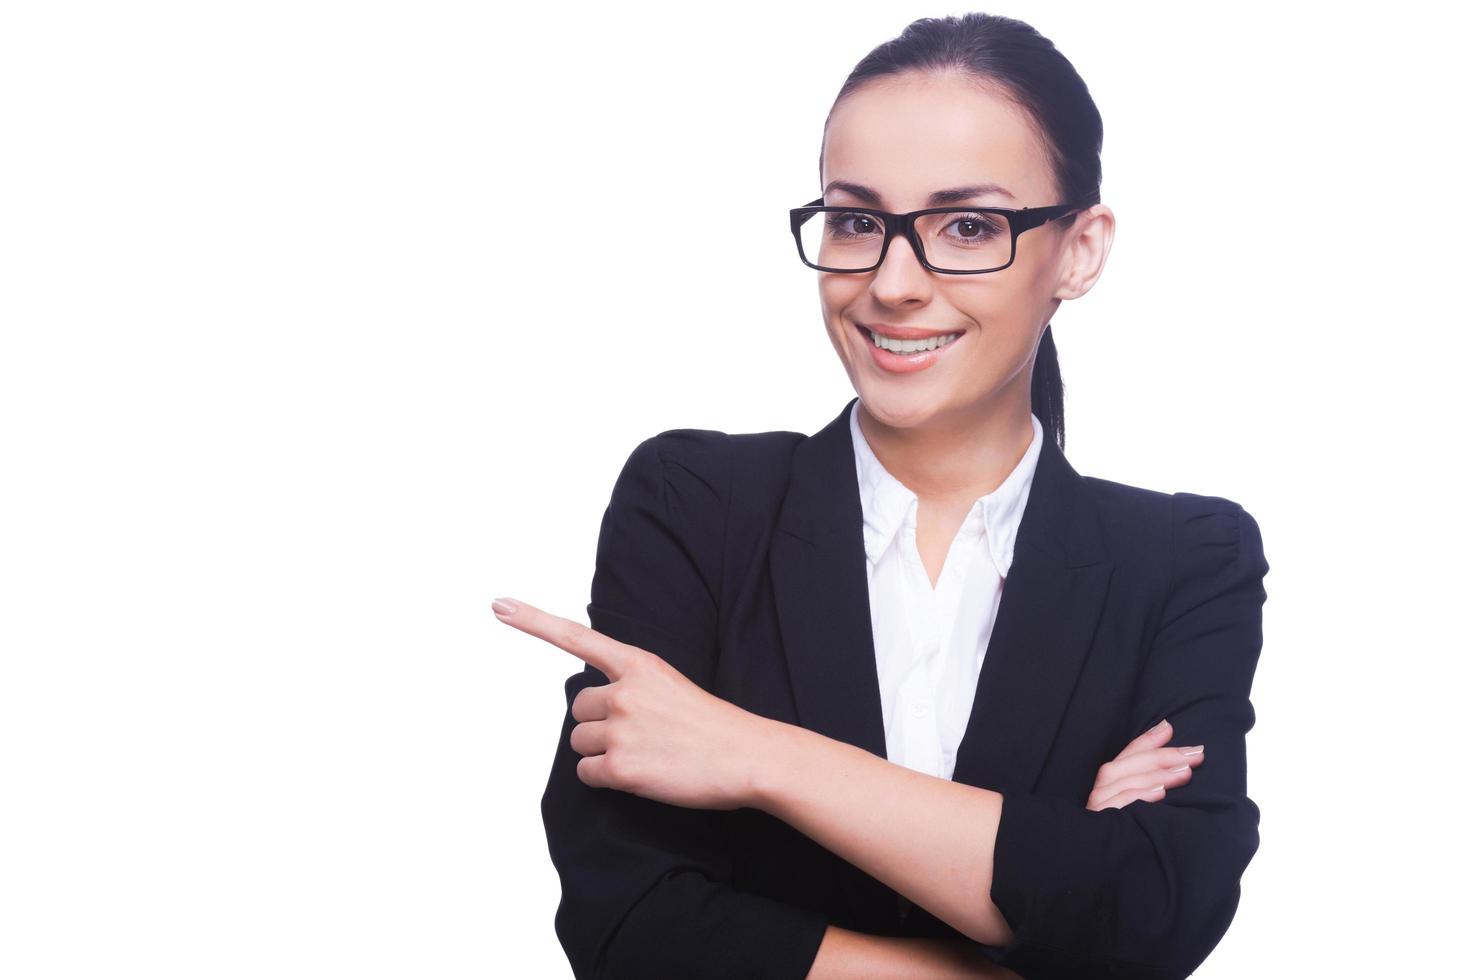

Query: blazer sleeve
left=987, top=493, right=1270, bottom=980
left=540, top=431, right=832, bottom=980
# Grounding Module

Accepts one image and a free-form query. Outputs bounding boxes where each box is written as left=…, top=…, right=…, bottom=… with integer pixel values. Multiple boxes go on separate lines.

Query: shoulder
left=633, top=424, right=806, bottom=511
left=648, top=424, right=807, bottom=468
left=1081, top=474, right=1269, bottom=605
left=613, top=424, right=803, bottom=562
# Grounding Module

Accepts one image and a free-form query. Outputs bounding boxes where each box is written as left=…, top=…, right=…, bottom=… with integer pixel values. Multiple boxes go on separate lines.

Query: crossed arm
left=759, top=725, right=1016, bottom=977
left=757, top=722, right=1015, bottom=945
left=754, top=713, right=1202, bottom=978
left=527, top=434, right=1267, bottom=979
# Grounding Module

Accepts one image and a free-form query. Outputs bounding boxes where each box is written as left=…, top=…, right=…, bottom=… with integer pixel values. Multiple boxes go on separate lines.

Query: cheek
left=819, top=276, right=860, bottom=307
left=945, top=280, right=1015, bottom=334
left=945, top=283, right=1045, bottom=363
left=949, top=264, right=1049, bottom=329
left=818, top=279, right=863, bottom=332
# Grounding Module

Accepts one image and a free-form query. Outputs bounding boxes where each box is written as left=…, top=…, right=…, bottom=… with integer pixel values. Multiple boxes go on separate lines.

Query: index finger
left=492, top=596, right=635, bottom=680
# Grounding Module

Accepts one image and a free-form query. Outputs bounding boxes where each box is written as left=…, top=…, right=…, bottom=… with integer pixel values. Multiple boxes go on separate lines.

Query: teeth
left=868, top=329, right=959, bottom=353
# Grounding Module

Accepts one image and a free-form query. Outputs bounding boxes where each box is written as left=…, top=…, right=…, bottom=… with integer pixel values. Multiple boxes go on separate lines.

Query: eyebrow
left=823, top=180, right=1016, bottom=208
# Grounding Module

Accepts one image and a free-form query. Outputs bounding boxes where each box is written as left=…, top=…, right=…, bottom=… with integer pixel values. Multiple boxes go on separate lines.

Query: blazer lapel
left=769, top=396, right=1115, bottom=796
left=770, top=397, right=889, bottom=761
left=949, top=426, right=1115, bottom=793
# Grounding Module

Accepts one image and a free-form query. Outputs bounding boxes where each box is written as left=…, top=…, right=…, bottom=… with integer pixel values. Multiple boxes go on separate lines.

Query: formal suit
left=540, top=396, right=1269, bottom=980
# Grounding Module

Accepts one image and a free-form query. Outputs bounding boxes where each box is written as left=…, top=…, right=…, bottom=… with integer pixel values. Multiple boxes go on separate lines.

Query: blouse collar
left=849, top=398, right=1044, bottom=577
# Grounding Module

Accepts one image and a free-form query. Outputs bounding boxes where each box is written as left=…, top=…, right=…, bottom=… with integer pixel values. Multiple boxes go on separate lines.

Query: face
left=818, top=71, right=1112, bottom=431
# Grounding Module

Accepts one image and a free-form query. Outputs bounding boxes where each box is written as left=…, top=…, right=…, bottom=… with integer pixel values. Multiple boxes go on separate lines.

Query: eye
left=941, top=213, right=1003, bottom=244
left=824, top=211, right=883, bottom=239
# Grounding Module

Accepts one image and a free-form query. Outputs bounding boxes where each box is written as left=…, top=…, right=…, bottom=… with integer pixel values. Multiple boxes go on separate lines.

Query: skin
left=500, top=71, right=1209, bottom=979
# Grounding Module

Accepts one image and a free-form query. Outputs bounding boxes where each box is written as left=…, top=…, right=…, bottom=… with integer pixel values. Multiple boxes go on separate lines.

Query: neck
left=856, top=391, right=1037, bottom=504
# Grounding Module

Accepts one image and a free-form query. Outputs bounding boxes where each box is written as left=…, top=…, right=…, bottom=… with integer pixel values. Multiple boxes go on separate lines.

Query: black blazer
left=541, top=396, right=1269, bottom=980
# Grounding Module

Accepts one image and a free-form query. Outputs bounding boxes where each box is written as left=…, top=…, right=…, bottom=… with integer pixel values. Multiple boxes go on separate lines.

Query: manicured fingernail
left=1180, top=745, right=1204, bottom=756
left=1169, top=764, right=1190, bottom=773
left=492, top=597, right=519, bottom=616
left=1152, top=718, right=1170, bottom=733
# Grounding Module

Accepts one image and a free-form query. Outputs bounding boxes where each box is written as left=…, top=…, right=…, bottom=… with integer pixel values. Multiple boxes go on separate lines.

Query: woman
left=497, top=12, right=1268, bottom=979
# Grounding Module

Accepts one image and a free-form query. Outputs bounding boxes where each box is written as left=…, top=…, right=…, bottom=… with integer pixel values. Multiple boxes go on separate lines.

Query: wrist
left=745, top=715, right=807, bottom=813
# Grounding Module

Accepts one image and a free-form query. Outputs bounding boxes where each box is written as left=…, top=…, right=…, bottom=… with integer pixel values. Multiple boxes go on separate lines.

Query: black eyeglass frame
left=789, top=196, right=1091, bottom=274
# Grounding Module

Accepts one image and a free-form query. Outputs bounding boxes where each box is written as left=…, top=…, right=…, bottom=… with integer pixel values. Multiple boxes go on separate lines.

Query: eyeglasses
left=789, top=196, right=1088, bottom=274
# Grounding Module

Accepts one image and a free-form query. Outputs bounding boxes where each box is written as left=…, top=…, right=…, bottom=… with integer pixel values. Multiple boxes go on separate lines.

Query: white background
left=3, top=1, right=1463, bottom=976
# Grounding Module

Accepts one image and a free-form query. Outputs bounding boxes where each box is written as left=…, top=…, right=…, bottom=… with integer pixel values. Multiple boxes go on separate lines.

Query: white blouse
left=849, top=399, right=1045, bottom=780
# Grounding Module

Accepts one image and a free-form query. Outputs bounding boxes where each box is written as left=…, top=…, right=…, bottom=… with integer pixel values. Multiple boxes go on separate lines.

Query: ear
left=1053, top=204, right=1115, bottom=301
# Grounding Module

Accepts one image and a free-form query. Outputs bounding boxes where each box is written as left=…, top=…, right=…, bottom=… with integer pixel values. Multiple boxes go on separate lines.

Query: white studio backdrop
left=1, top=1, right=1462, bottom=976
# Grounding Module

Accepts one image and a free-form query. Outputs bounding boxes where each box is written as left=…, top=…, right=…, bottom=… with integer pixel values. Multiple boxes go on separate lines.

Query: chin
left=856, top=389, right=947, bottom=424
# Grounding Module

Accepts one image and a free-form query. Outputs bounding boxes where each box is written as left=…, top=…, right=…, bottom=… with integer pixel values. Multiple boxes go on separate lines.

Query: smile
left=856, top=322, right=967, bottom=374
left=861, top=327, right=962, bottom=353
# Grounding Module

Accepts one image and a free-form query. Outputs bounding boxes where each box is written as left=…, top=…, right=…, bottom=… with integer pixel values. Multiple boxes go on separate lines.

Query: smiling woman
left=812, top=63, right=1107, bottom=452
left=525, top=12, right=1269, bottom=980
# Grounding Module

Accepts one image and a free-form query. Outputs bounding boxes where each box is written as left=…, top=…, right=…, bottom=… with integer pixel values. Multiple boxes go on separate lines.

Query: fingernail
left=492, top=597, right=519, bottom=616
left=1168, top=764, right=1190, bottom=773
left=1180, top=745, right=1204, bottom=757
left=1152, top=718, right=1170, bottom=733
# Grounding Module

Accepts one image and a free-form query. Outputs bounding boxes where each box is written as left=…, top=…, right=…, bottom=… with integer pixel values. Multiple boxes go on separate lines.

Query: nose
left=868, top=230, right=933, bottom=305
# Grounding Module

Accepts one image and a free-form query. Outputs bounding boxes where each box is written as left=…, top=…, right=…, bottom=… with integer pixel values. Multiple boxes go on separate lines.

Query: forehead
left=822, top=73, right=1053, bottom=206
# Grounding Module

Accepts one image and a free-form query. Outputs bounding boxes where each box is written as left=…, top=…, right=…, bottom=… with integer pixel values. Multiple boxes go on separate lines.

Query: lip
left=860, top=322, right=967, bottom=341
left=853, top=320, right=966, bottom=375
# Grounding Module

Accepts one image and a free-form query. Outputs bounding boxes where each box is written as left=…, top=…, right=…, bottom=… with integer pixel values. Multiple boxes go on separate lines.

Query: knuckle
left=608, top=687, right=635, bottom=714
left=603, top=749, right=631, bottom=785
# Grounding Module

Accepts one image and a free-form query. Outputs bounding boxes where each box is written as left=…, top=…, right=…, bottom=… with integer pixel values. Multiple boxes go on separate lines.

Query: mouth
left=853, top=320, right=968, bottom=374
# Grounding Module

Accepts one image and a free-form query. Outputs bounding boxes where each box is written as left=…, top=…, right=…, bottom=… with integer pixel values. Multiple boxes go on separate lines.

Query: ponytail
left=1030, top=323, right=1066, bottom=453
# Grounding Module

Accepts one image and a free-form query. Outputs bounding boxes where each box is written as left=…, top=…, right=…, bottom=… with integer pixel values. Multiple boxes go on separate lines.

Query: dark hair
left=821, top=13, right=1104, bottom=453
